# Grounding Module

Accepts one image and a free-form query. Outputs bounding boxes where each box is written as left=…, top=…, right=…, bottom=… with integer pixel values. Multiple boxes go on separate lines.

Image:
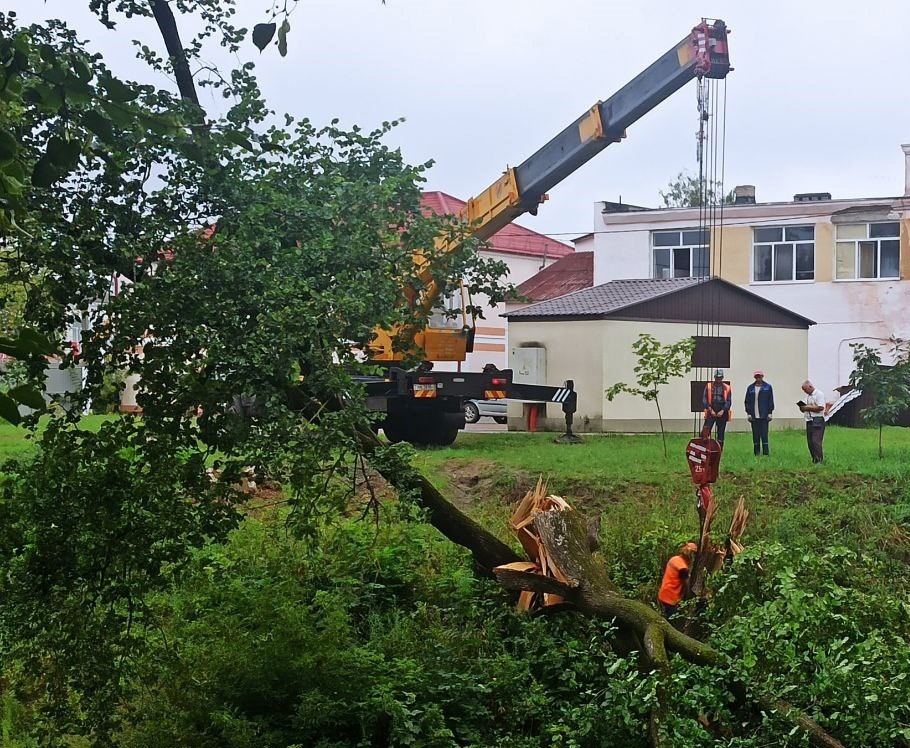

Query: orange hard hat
left=681, top=542, right=698, bottom=552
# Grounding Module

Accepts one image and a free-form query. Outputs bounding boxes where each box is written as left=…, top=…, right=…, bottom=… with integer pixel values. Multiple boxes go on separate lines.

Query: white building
left=585, top=145, right=910, bottom=397
left=421, top=191, right=573, bottom=372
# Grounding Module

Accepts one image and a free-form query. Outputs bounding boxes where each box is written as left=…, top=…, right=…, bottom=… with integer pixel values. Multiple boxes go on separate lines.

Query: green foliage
left=0, top=418, right=243, bottom=738
left=0, top=2, right=515, bottom=733
left=850, top=338, right=910, bottom=458
left=113, top=515, right=659, bottom=748
left=708, top=544, right=910, bottom=746
left=0, top=352, right=44, bottom=426
left=659, top=170, right=734, bottom=208
left=605, top=333, right=695, bottom=456
left=90, top=366, right=126, bottom=414
left=3, top=424, right=910, bottom=744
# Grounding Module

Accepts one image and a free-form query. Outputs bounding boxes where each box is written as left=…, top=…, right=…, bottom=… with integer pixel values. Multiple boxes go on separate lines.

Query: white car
left=464, top=398, right=507, bottom=425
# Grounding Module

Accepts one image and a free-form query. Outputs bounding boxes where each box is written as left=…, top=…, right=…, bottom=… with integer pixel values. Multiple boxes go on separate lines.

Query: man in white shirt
left=799, top=380, right=826, bottom=463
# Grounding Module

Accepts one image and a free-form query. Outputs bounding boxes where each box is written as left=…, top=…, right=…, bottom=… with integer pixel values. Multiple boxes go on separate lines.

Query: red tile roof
left=514, top=251, right=593, bottom=303
left=421, top=191, right=573, bottom=260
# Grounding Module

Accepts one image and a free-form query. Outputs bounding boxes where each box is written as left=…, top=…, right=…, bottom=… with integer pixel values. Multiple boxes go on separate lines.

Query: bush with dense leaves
left=113, top=515, right=663, bottom=748
left=706, top=544, right=910, bottom=746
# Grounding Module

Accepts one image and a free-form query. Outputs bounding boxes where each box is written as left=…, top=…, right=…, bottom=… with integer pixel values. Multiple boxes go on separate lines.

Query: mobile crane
left=362, top=20, right=732, bottom=446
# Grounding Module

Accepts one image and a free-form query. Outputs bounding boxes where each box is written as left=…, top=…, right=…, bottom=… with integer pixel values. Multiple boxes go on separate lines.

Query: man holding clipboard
left=798, top=380, right=826, bottom=463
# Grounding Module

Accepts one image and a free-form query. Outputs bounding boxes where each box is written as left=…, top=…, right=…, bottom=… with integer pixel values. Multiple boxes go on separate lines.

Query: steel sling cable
left=691, top=78, right=711, bottom=436
left=693, top=72, right=729, bottom=436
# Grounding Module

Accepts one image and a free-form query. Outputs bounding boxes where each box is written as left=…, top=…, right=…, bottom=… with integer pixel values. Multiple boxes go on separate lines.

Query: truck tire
left=382, top=418, right=408, bottom=444
left=433, top=426, right=458, bottom=446
left=494, top=416, right=507, bottom=425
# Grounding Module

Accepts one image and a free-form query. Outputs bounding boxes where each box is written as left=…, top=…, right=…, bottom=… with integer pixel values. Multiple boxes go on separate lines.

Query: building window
left=752, top=225, right=814, bottom=282
left=835, top=222, right=900, bottom=280
left=651, top=229, right=709, bottom=279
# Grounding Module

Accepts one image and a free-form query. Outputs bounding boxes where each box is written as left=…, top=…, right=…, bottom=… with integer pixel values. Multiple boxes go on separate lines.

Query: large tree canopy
left=0, top=5, right=511, bottom=737
left=0, top=6, right=854, bottom=748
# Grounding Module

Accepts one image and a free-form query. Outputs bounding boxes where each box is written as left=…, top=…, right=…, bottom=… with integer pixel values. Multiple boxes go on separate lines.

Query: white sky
left=11, top=0, right=910, bottom=243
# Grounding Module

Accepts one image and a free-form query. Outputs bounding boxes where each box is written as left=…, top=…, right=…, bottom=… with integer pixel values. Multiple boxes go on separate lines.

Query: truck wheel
left=464, top=401, right=480, bottom=424
left=382, top=418, right=407, bottom=444
left=434, top=427, right=458, bottom=446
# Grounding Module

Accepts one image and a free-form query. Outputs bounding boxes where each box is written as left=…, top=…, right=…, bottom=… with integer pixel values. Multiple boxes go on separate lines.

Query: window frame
left=834, top=222, right=900, bottom=281
left=650, top=228, right=710, bottom=280
left=750, top=224, right=816, bottom=284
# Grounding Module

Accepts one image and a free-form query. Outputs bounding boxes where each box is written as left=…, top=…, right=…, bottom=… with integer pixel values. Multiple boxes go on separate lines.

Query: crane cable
left=692, top=73, right=729, bottom=436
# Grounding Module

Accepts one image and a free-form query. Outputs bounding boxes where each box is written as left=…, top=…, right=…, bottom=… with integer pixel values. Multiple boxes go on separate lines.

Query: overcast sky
left=11, top=0, right=910, bottom=243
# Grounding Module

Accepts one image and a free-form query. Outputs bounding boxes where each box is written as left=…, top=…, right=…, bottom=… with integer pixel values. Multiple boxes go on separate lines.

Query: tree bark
left=149, top=0, right=201, bottom=107
left=356, top=430, right=521, bottom=572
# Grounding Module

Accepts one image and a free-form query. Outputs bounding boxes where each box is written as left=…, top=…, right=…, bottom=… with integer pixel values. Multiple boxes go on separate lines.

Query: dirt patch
left=441, top=459, right=532, bottom=510
left=439, top=464, right=676, bottom=514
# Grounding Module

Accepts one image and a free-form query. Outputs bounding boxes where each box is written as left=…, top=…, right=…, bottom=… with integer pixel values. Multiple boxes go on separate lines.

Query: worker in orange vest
left=657, top=541, right=698, bottom=617
left=702, top=368, right=732, bottom=446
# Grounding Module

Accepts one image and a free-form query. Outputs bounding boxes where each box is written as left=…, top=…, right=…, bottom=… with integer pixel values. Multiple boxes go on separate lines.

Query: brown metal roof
left=504, top=277, right=815, bottom=328
left=514, top=252, right=593, bottom=303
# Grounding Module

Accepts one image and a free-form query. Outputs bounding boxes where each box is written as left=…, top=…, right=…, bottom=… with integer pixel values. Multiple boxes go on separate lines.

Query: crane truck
left=361, top=20, right=732, bottom=446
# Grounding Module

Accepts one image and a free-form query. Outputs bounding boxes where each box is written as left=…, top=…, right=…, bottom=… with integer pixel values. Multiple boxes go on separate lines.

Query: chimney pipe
left=733, top=185, right=756, bottom=205
left=903, top=144, right=910, bottom=196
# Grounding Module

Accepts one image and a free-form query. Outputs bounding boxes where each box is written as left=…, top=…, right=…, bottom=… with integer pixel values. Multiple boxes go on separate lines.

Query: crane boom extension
left=466, top=20, right=730, bottom=244
left=371, top=20, right=730, bottom=363
left=366, top=20, right=732, bottom=446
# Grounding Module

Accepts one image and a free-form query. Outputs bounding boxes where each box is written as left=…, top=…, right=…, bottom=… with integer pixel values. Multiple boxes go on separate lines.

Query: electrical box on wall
left=510, top=346, right=547, bottom=384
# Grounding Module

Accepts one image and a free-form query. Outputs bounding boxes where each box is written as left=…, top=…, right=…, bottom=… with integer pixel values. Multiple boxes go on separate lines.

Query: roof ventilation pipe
left=733, top=185, right=755, bottom=204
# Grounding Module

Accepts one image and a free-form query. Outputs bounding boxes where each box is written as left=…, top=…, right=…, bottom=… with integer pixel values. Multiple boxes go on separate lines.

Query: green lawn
left=414, top=424, right=910, bottom=601
left=417, top=424, right=910, bottom=481
left=0, top=414, right=117, bottom=460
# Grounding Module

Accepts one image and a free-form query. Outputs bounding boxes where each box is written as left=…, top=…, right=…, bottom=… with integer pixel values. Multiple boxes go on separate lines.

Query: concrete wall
left=750, top=278, right=910, bottom=395
left=507, top=318, right=807, bottom=432
left=593, top=228, right=650, bottom=285
left=507, top=319, right=605, bottom=431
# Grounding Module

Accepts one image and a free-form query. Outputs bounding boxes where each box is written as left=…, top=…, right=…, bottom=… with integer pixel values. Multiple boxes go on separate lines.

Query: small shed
left=503, top=277, right=815, bottom=433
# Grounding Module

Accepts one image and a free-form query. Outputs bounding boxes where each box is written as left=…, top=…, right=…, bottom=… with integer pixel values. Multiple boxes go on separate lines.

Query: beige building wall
left=508, top=318, right=807, bottom=433
left=714, top=226, right=750, bottom=284
left=813, top=222, right=834, bottom=283
left=507, top=319, right=605, bottom=431
left=901, top=218, right=910, bottom=279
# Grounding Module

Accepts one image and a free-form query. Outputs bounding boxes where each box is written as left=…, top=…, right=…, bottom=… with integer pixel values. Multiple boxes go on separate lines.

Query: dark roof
left=504, top=277, right=815, bottom=329
left=601, top=201, right=651, bottom=214
left=420, top=191, right=573, bottom=260
left=514, top=252, right=593, bottom=303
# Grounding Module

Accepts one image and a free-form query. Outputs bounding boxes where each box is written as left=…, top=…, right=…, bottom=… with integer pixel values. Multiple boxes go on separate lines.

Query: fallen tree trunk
left=357, top=430, right=844, bottom=748
left=356, top=429, right=521, bottom=572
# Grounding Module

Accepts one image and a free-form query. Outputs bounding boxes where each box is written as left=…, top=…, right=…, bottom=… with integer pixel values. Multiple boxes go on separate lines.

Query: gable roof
left=514, top=251, right=593, bottom=303
left=504, top=276, right=815, bottom=328
left=421, top=191, right=573, bottom=260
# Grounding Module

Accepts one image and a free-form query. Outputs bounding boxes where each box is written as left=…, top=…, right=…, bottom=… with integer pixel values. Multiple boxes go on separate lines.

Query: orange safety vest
left=658, top=554, right=690, bottom=606
left=703, top=382, right=732, bottom=420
